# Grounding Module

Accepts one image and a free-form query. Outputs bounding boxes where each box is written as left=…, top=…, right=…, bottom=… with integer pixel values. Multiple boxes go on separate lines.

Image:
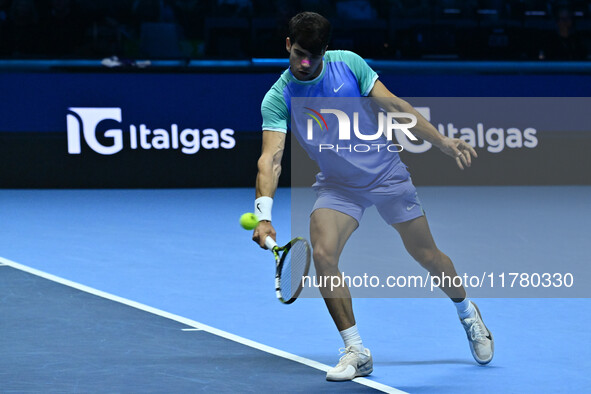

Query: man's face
left=286, top=38, right=326, bottom=81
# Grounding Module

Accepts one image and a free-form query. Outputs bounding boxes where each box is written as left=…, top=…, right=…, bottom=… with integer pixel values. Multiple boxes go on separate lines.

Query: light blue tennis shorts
left=312, top=173, right=425, bottom=225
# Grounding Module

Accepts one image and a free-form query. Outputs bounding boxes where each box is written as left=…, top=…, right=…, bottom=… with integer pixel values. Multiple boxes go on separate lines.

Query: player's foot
left=460, top=302, right=494, bottom=365
left=326, top=346, right=373, bottom=381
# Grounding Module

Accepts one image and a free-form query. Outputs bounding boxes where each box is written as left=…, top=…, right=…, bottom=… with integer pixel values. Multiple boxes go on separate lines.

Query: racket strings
left=281, top=240, right=310, bottom=299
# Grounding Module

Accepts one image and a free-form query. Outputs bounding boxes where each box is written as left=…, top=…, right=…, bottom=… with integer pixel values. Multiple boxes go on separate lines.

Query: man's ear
left=286, top=37, right=292, bottom=53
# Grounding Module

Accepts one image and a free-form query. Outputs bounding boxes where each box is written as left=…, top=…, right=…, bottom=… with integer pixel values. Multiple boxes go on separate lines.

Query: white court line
left=181, top=328, right=203, bottom=332
left=0, top=256, right=406, bottom=394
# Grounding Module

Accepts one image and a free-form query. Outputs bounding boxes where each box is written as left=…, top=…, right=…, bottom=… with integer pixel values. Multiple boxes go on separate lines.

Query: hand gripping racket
left=265, top=236, right=311, bottom=304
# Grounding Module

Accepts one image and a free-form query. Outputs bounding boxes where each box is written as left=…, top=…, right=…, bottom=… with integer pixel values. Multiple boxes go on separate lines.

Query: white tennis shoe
left=326, top=346, right=373, bottom=381
left=460, top=302, right=494, bottom=365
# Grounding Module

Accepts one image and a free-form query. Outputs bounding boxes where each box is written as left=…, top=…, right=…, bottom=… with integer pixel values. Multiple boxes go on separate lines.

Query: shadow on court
left=378, top=359, right=479, bottom=367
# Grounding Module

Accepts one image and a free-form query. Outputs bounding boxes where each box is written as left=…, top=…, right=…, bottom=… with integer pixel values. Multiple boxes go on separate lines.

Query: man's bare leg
left=393, top=215, right=466, bottom=301
left=310, top=208, right=374, bottom=380
left=310, top=208, right=359, bottom=330
left=393, top=215, right=494, bottom=364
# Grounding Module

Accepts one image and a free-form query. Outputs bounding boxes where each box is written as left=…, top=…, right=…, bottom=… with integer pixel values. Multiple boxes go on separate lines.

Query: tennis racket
left=265, top=236, right=311, bottom=304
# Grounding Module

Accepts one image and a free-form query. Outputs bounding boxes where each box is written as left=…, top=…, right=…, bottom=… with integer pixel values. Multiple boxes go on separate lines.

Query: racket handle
left=264, top=236, right=278, bottom=250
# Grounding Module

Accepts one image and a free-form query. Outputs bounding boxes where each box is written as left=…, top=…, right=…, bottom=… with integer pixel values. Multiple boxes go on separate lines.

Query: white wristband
left=255, top=196, right=273, bottom=222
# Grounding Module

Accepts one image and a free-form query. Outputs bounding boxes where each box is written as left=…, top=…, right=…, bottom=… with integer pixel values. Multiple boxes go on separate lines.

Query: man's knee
left=313, top=246, right=338, bottom=273
left=411, top=247, right=443, bottom=270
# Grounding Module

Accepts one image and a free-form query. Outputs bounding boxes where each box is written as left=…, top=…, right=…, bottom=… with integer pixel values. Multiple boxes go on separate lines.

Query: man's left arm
left=369, top=79, right=477, bottom=170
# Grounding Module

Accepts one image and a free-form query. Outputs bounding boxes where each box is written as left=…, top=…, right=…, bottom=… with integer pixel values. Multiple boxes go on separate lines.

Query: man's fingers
left=457, top=140, right=477, bottom=157
left=453, top=148, right=466, bottom=167
left=252, top=229, right=266, bottom=248
left=461, top=150, right=471, bottom=167
left=451, top=145, right=462, bottom=157
left=262, top=233, right=277, bottom=249
left=455, top=141, right=476, bottom=167
left=253, top=226, right=276, bottom=249
left=252, top=230, right=261, bottom=245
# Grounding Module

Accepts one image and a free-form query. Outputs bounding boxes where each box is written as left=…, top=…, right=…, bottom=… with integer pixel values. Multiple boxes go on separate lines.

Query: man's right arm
left=253, top=130, right=286, bottom=248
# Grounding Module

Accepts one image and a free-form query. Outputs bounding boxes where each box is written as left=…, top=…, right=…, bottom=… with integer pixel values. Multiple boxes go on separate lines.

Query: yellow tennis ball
left=239, top=212, right=259, bottom=230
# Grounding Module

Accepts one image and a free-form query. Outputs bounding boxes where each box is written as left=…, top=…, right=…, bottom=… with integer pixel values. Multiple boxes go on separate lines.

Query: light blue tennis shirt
left=261, top=50, right=407, bottom=189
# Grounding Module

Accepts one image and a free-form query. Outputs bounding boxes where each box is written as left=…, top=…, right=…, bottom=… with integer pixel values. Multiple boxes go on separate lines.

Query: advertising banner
left=0, top=72, right=589, bottom=187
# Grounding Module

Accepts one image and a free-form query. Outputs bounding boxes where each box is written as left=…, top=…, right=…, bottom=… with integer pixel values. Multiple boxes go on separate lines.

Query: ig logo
left=67, top=107, right=123, bottom=155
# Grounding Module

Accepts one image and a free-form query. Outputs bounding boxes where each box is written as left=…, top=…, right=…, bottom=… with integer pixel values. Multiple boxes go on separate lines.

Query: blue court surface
left=1, top=186, right=590, bottom=393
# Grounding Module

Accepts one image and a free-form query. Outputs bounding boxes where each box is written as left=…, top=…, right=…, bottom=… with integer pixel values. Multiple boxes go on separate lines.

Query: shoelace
left=468, top=318, right=488, bottom=341
left=337, top=346, right=361, bottom=363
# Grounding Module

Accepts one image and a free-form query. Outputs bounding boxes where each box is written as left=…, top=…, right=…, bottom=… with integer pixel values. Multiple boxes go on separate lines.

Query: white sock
left=454, top=298, right=476, bottom=319
left=340, top=324, right=364, bottom=351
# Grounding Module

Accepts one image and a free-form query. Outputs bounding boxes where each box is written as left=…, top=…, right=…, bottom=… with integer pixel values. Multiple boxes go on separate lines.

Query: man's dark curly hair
left=288, top=12, right=331, bottom=55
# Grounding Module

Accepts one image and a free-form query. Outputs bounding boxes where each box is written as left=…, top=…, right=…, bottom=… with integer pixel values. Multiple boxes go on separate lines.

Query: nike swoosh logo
left=406, top=204, right=416, bottom=211
left=333, top=83, right=344, bottom=93
left=486, top=333, right=492, bottom=340
left=256, top=203, right=261, bottom=212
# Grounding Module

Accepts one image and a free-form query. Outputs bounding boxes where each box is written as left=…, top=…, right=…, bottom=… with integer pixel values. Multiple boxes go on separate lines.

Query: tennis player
left=252, top=12, right=494, bottom=381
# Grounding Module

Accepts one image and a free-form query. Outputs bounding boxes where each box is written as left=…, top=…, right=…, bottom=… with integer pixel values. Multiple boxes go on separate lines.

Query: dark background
left=0, top=0, right=590, bottom=188
left=1, top=0, right=591, bottom=61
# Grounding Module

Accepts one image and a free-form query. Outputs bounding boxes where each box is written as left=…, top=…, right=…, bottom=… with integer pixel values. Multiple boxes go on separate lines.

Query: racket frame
left=266, top=236, right=311, bottom=304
